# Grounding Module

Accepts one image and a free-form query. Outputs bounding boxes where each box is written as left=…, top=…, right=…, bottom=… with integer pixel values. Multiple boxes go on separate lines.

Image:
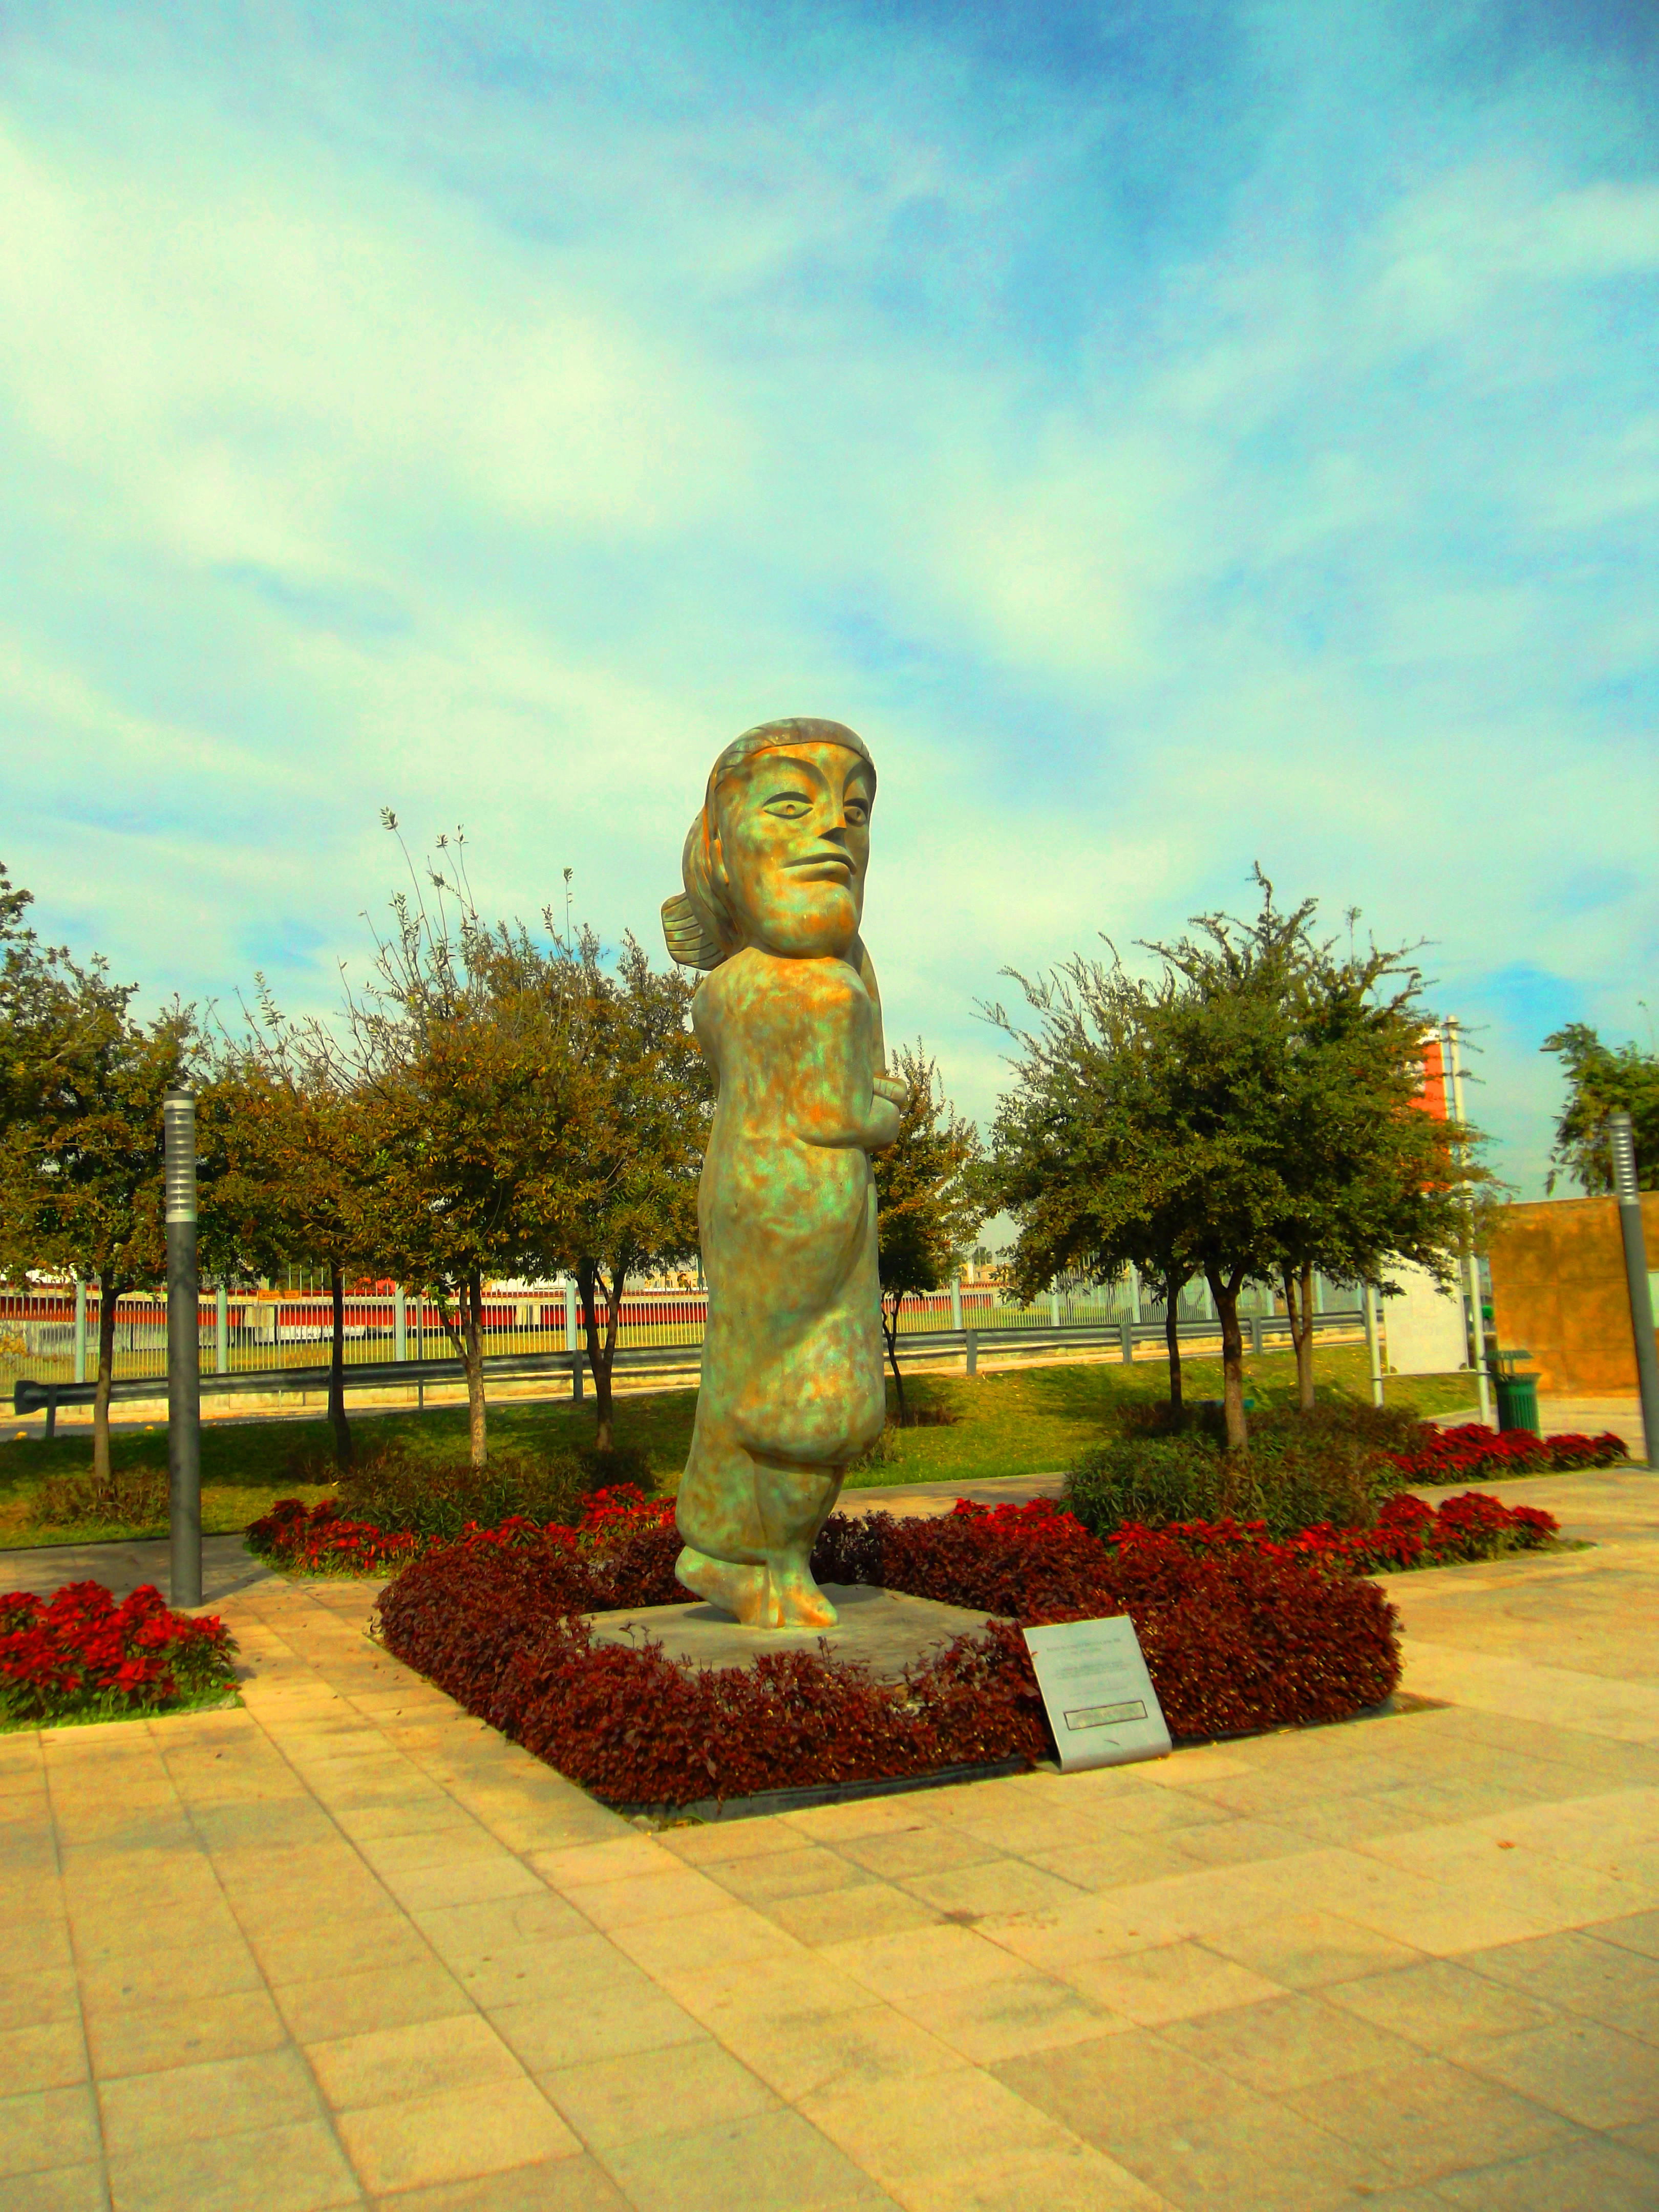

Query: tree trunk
left=1207, top=1264, right=1249, bottom=1453
left=883, top=1296, right=907, bottom=1421
left=577, top=1260, right=624, bottom=1453
left=1284, top=1261, right=1316, bottom=1412
left=464, top=1270, right=487, bottom=1469
left=1163, top=1270, right=1183, bottom=1412
left=92, top=1276, right=120, bottom=1483
left=327, top=1259, right=353, bottom=1468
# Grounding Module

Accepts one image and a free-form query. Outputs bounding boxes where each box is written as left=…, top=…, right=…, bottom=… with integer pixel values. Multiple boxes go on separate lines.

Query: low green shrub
left=1067, top=1403, right=1415, bottom=1542
left=34, top=1465, right=172, bottom=1531
left=331, top=1439, right=653, bottom=1542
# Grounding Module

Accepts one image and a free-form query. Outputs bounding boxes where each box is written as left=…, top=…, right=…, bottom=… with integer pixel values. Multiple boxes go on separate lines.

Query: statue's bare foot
left=759, top=1560, right=839, bottom=1630
left=674, top=1546, right=769, bottom=1624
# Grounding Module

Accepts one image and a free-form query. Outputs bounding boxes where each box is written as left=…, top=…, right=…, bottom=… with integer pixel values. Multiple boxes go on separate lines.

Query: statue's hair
left=661, top=718, right=874, bottom=971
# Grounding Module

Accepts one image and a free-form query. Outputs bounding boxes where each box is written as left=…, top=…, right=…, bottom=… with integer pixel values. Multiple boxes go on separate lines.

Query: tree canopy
left=551, top=928, right=709, bottom=1451
left=988, top=874, right=1483, bottom=1447
left=0, top=903, right=195, bottom=1478
left=1543, top=1023, right=1659, bottom=1194
left=871, top=1040, right=985, bottom=1415
left=201, top=996, right=388, bottom=1466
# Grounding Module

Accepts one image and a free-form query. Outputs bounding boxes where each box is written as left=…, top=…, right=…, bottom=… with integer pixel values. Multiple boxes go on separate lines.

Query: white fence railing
left=1, top=1272, right=1345, bottom=1390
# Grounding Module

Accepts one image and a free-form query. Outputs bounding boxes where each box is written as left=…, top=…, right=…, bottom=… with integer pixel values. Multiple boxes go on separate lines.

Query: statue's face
left=713, top=742, right=873, bottom=959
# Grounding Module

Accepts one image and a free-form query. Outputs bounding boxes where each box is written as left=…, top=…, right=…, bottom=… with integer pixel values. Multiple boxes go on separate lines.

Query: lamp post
left=1441, top=1020, right=1494, bottom=1428
left=1609, top=1113, right=1659, bottom=1470
left=164, top=1090, right=202, bottom=1608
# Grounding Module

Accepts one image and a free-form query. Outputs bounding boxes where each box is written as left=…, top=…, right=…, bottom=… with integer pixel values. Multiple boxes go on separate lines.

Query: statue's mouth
left=784, top=853, right=854, bottom=883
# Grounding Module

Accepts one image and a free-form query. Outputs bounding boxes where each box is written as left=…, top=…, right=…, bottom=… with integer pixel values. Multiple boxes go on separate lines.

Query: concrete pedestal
left=583, top=1581, right=998, bottom=1679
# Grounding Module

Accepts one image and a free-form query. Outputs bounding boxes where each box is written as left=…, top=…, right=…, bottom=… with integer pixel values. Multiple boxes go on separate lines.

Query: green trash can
left=1489, top=1349, right=1540, bottom=1434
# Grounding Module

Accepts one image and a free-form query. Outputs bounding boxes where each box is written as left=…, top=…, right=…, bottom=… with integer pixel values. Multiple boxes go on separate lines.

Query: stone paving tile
left=1197, top=1907, right=1428, bottom=1990
left=888, top=1969, right=1127, bottom=2064
left=304, top=2013, right=527, bottom=2111
left=761, top=1877, right=944, bottom=1947
left=372, top=2157, right=632, bottom=2209
left=332, top=2078, right=578, bottom=2196
left=272, top=1959, right=476, bottom=2044
left=899, top=1855, right=1090, bottom=1922
left=699, top=1845, right=885, bottom=1907
left=96, top=2046, right=325, bottom=2155
left=1456, top=1926, right=1659, bottom=2021
left=105, top=2119, right=364, bottom=2212
left=80, top=1984, right=290, bottom=2078
left=995, top=2029, right=1397, bottom=2211
left=800, top=2062, right=1094, bottom=2192
left=818, top=1919, right=1038, bottom=2003
left=1454, top=2016, right=1659, bottom=2129
left=0, top=1964, right=81, bottom=2033
left=1594, top=1905, right=1659, bottom=1960
left=0, top=2163, right=112, bottom=2211
left=1154, top=1989, right=1420, bottom=2093
left=0, top=2083, right=101, bottom=2179
left=654, top=1815, right=804, bottom=1868
left=1434, top=2137, right=1659, bottom=2210
left=1059, top=1938, right=1287, bottom=2026
left=707, top=1997, right=969, bottom=2102
left=487, top=1980, right=710, bottom=2071
left=1321, top=1957, right=1566, bottom=2049
left=599, top=2105, right=899, bottom=2212
left=243, top=1914, right=446, bottom=1989
left=1022, top=1835, right=1217, bottom=1892
left=1275, top=2058, right=1582, bottom=2187
left=539, top=2038, right=780, bottom=2150
left=0, top=2026, right=90, bottom=2088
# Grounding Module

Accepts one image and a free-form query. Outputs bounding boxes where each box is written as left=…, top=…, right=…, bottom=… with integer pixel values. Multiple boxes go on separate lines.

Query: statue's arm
left=797, top=960, right=901, bottom=1153
left=854, top=939, right=905, bottom=1113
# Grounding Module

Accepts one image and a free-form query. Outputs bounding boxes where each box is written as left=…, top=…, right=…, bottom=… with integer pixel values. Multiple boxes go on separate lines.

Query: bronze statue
left=663, top=718, right=901, bottom=1628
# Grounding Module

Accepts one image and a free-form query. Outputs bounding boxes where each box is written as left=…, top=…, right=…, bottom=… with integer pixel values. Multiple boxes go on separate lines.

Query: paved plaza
left=3, top=1462, right=1659, bottom=2209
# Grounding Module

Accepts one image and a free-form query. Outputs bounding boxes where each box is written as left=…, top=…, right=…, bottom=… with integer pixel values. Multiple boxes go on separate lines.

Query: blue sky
left=2, top=0, right=1655, bottom=1198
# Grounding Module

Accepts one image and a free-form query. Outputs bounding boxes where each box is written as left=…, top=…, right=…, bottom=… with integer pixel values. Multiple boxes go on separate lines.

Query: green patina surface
left=663, top=719, right=902, bottom=1627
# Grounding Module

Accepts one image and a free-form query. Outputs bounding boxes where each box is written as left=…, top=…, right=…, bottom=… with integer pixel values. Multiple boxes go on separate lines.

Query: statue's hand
left=866, top=1092, right=902, bottom=1151
left=871, top=1072, right=907, bottom=1108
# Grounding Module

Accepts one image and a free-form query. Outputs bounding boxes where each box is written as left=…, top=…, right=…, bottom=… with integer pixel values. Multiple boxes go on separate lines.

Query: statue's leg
left=674, top=1416, right=769, bottom=1621
left=752, top=1456, right=845, bottom=1628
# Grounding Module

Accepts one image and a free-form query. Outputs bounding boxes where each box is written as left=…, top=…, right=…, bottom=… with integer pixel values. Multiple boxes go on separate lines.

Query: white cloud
left=0, top=4, right=1655, bottom=1198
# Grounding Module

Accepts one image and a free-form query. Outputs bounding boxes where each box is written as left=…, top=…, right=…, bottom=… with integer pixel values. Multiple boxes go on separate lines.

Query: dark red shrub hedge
left=375, top=1495, right=1409, bottom=1804
left=1388, top=1423, right=1628, bottom=1482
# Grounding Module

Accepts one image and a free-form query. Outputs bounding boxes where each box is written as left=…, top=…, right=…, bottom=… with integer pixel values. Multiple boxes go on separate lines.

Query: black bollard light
left=1609, top=1114, right=1659, bottom=1470
left=164, top=1090, right=202, bottom=1607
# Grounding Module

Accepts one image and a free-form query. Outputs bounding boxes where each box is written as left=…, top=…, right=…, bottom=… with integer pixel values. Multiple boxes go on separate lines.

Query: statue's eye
left=764, top=796, right=812, bottom=819
left=846, top=801, right=869, bottom=825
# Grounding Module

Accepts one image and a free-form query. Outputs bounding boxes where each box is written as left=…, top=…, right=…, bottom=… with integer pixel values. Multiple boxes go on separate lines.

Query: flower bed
left=256, top=1481, right=1562, bottom=1806
left=245, top=1483, right=677, bottom=1578
left=1, top=1582, right=239, bottom=1729
left=1387, top=1424, right=1629, bottom=1483
left=374, top=1496, right=1408, bottom=1805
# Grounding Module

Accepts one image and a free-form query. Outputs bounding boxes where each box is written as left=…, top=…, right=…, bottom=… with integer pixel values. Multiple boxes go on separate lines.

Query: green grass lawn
left=0, top=1344, right=1478, bottom=1550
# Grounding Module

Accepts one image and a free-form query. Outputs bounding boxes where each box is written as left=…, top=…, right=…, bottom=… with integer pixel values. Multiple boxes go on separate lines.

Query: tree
left=0, top=933, right=194, bottom=1480
left=990, top=875, right=1484, bottom=1450
left=335, top=831, right=594, bottom=1470
left=201, top=1001, right=386, bottom=1467
left=987, top=953, right=1207, bottom=1416
left=1150, top=883, right=1484, bottom=1418
left=1543, top=1024, right=1659, bottom=1194
left=870, top=1041, right=985, bottom=1418
left=542, top=929, right=709, bottom=1452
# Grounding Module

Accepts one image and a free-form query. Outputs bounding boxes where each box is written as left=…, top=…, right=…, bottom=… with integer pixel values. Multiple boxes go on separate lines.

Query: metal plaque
left=1023, top=1615, right=1172, bottom=1772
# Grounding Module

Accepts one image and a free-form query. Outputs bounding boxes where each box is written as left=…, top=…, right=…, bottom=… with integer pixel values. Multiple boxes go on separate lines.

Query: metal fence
left=0, top=1285, right=706, bottom=1390
left=1, top=1271, right=1349, bottom=1394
